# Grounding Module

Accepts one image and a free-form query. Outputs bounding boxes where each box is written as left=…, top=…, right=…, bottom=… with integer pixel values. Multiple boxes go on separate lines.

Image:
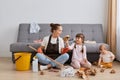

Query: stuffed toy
left=76, top=70, right=86, bottom=79
left=76, top=67, right=97, bottom=79
left=62, top=35, right=70, bottom=54
left=85, top=68, right=97, bottom=76
left=63, top=35, right=70, bottom=43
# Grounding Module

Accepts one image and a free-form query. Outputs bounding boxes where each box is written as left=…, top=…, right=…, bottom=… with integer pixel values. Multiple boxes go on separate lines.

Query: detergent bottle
left=32, top=56, right=38, bottom=72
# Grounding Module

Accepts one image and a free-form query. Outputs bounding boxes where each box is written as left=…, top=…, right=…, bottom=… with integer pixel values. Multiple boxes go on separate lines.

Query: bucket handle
left=14, top=56, right=22, bottom=62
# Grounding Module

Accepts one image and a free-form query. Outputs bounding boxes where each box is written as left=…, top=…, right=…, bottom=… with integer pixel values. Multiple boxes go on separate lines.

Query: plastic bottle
left=32, top=56, right=38, bottom=72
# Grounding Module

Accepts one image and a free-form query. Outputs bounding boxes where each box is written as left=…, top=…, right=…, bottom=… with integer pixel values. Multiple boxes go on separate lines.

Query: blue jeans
left=36, top=53, right=69, bottom=67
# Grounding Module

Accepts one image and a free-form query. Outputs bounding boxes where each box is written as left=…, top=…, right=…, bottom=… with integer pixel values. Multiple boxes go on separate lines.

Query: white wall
left=0, top=0, right=108, bottom=57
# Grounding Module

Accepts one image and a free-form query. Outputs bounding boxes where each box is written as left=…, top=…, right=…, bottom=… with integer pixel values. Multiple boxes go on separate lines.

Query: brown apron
left=45, top=35, right=60, bottom=59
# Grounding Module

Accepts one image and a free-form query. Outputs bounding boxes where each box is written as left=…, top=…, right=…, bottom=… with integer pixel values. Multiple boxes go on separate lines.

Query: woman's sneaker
left=40, top=65, right=48, bottom=71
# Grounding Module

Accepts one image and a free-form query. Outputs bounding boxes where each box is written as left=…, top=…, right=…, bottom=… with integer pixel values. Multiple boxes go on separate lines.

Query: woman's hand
left=110, top=56, right=115, bottom=62
left=83, top=59, right=87, bottom=63
left=61, top=47, right=70, bottom=54
left=37, top=47, right=43, bottom=53
left=84, top=59, right=87, bottom=63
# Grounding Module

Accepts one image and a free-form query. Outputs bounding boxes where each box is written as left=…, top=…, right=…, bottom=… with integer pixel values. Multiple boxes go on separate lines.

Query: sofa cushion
left=10, top=42, right=109, bottom=54
left=85, top=43, right=109, bottom=53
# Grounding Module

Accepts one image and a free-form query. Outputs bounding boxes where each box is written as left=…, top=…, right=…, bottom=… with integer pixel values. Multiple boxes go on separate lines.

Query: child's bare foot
left=100, top=65, right=104, bottom=68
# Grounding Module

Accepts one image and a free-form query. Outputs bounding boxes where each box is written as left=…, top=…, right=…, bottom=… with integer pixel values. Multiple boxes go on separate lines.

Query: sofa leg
left=12, top=52, right=15, bottom=63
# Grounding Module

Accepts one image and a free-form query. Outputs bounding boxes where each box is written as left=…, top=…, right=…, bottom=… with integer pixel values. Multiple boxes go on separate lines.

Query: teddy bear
left=63, top=35, right=70, bottom=43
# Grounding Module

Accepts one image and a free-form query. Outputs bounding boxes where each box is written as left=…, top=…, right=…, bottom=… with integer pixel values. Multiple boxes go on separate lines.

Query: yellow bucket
left=14, top=52, right=31, bottom=71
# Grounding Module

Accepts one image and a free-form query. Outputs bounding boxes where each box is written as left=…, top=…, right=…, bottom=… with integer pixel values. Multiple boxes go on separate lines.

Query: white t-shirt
left=100, top=51, right=114, bottom=63
left=41, top=35, right=64, bottom=53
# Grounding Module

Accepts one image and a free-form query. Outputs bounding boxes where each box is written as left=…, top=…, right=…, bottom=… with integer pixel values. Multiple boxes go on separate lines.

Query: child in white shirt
left=66, top=33, right=91, bottom=69
left=98, top=44, right=115, bottom=68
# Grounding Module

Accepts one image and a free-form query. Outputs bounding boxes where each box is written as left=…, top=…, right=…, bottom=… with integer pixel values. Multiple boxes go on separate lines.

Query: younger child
left=98, top=44, right=115, bottom=68
left=66, top=33, right=91, bottom=69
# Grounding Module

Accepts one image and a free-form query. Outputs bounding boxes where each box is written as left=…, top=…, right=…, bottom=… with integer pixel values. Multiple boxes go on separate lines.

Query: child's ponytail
left=81, top=44, right=84, bottom=53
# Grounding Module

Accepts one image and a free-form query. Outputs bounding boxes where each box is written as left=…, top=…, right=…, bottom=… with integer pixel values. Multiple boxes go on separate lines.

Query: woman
left=36, top=23, right=69, bottom=70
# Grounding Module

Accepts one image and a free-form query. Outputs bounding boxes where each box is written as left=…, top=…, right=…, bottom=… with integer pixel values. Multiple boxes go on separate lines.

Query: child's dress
left=69, top=43, right=91, bottom=69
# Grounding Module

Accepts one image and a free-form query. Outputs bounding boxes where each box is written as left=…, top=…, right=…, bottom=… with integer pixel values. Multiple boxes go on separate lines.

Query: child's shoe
left=40, top=65, right=48, bottom=71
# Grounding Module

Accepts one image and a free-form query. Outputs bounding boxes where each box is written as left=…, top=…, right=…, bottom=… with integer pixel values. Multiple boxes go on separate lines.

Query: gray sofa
left=10, top=23, right=109, bottom=63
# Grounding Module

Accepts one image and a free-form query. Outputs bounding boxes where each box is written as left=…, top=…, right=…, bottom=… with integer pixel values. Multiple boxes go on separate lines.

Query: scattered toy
left=85, top=68, right=97, bottom=76
left=49, top=68, right=59, bottom=72
left=76, top=67, right=97, bottom=80
left=110, top=69, right=116, bottom=74
left=100, top=68, right=105, bottom=73
left=40, top=71, right=44, bottom=75
left=60, top=66, right=75, bottom=77
left=92, top=61, right=98, bottom=66
left=76, top=71, right=87, bottom=79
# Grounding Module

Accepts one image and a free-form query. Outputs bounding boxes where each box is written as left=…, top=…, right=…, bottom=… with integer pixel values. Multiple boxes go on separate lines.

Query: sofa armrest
left=10, top=42, right=41, bottom=52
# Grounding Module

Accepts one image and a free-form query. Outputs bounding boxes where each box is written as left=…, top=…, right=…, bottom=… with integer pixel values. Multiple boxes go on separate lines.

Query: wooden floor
left=1, top=57, right=120, bottom=80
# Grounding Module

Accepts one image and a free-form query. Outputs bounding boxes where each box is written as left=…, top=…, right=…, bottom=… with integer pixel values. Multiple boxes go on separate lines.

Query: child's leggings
left=71, top=60, right=91, bottom=69
left=100, top=62, right=113, bottom=68
left=36, top=53, right=69, bottom=67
